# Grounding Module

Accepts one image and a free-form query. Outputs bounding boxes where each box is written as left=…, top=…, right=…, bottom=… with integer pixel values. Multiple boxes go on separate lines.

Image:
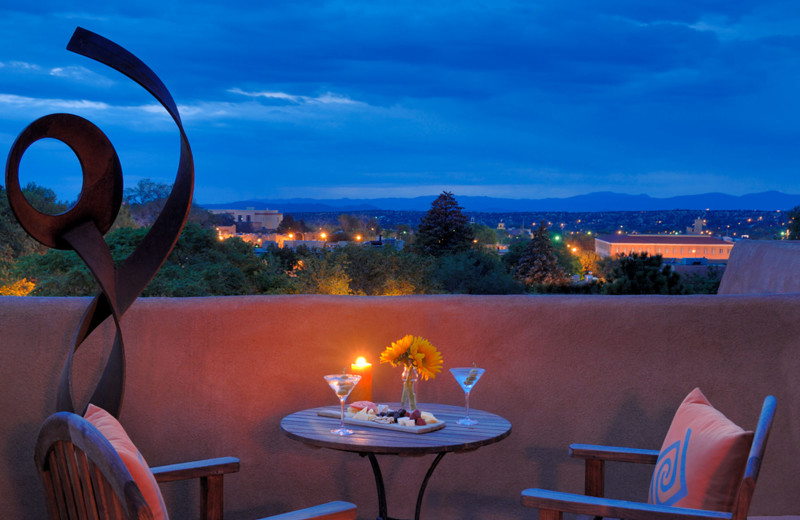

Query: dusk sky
left=2, top=1, right=799, bottom=205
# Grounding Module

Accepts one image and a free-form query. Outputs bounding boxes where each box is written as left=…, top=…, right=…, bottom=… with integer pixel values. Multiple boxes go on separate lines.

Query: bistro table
left=280, top=403, right=512, bottom=520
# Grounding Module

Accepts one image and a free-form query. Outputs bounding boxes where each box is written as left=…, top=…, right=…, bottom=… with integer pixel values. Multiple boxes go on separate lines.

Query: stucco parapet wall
left=719, top=239, right=800, bottom=294
left=2, top=294, right=799, bottom=519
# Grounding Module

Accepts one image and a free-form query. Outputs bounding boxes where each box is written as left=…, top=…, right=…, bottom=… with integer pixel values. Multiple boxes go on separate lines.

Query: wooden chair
left=34, top=412, right=356, bottom=520
left=521, top=395, right=776, bottom=520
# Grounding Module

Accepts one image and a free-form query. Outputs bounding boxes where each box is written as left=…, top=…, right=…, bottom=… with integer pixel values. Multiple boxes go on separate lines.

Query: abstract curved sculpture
left=4, top=27, right=194, bottom=417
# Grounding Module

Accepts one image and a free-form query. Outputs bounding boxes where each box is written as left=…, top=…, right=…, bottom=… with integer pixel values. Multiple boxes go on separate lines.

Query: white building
left=209, top=207, right=283, bottom=231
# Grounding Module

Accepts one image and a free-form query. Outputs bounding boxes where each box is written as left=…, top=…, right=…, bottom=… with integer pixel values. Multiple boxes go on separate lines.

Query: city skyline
left=1, top=1, right=799, bottom=205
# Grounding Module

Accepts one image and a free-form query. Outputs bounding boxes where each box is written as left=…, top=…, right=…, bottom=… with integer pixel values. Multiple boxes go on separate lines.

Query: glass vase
left=400, top=365, right=418, bottom=410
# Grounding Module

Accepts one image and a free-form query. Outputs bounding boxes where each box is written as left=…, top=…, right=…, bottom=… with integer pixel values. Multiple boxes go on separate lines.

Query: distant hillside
left=199, top=191, right=800, bottom=213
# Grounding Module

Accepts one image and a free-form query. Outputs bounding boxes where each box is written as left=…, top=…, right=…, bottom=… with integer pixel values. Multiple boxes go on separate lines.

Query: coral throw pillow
left=84, top=404, right=169, bottom=520
left=648, top=388, right=753, bottom=512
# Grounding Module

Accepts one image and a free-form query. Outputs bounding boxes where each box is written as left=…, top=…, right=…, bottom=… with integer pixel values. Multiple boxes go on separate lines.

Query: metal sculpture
left=4, top=27, right=194, bottom=417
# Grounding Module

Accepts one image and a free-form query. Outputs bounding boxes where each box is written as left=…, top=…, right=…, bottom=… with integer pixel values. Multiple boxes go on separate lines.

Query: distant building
left=363, top=236, right=405, bottom=249
left=686, top=217, right=705, bottom=235
left=595, top=234, right=734, bottom=263
left=209, top=207, right=283, bottom=231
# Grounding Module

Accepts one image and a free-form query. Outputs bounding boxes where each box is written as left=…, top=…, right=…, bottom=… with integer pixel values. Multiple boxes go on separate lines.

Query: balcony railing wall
left=1, top=294, right=798, bottom=519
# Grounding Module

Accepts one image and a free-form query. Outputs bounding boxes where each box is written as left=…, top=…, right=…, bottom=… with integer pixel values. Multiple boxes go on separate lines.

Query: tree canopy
left=413, top=191, right=474, bottom=256
left=600, top=252, right=685, bottom=295
left=514, top=221, right=569, bottom=286
left=13, top=223, right=284, bottom=297
left=788, top=206, right=800, bottom=240
left=3, top=182, right=725, bottom=297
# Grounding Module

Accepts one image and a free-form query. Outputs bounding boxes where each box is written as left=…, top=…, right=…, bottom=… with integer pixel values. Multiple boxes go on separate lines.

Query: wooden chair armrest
left=521, top=488, right=732, bottom=520
left=258, top=501, right=357, bottom=520
left=152, top=456, right=240, bottom=483
left=152, top=457, right=240, bottom=520
left=568, top=444, right=659, bottom=498
left=570, top=444, right=660, bottom=464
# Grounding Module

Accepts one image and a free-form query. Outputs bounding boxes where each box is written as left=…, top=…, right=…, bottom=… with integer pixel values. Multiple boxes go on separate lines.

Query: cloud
left=2, top=0, right=800, bottom=203
left=0, top=93, right=111, bottom=111
left=228, top=88, right=365, bottom=106
left=0, top=60, right=43, bottom=72
left=49, top=65, right=115, bottom=86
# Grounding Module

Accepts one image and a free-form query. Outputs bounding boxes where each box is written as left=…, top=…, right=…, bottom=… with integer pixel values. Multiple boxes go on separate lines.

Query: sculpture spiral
left=4, top=27, right=194, bottom=417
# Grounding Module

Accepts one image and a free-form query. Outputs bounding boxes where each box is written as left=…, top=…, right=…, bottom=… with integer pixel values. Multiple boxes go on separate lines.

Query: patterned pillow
left=84, top=404, right=169, bottom=520
left=648, top=388, right=753, bottom=512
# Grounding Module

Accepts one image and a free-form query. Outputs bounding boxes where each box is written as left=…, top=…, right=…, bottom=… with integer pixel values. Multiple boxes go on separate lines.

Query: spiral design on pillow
left=650, top=428, right=690, bottom=506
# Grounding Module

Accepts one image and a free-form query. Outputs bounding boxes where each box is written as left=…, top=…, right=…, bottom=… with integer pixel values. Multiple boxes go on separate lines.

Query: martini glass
left=323, top=373, right=361, bottom=435
left=450, top=367, right=485, bottom=425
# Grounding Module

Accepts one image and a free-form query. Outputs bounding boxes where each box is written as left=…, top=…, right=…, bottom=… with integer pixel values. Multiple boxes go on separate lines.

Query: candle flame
left=354, top=356, right=370, bottom=367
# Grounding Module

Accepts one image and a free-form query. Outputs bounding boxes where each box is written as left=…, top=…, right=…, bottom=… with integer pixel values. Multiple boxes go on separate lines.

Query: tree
left=788, top=206, right=800, bottom=240
left=123, top=178, right=171, bottom=227
left=432, top=249, right=523, bottom=294
left=294, top=253, right=352, bottom=295
left=110, top=204, right=137, bottom=230
left=413, top=191, right=473, bottom=256
left=1, top=183, right=68, bottom=261
left=600, top=252, right=685, bottom=295
left=277, top=214, right=300, bottom=235
left=0, top=277, right=35, bottom=296
left=13, top=223, right=289, bottom=296
left=502, top=239, right=530, bottom=273
left=514, top=221, right=569, bottom=287
left=470, top=223, right=498, bottom=248
left=336, top=244, right=432, bottom=295
left=681, top=265, right=723, bottom=294
left=576, top=250, right=602, bottom=276
left=1, top=183, right=70, bottom=290
left=551, top=237, right=581, bottom=276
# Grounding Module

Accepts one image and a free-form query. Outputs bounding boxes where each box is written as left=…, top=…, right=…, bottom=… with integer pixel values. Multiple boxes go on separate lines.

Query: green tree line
left=3, top=185, right=724, bottom=296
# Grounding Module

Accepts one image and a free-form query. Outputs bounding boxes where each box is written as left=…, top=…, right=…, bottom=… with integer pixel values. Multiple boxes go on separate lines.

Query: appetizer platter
left=317, top=401, right=446, bottom=434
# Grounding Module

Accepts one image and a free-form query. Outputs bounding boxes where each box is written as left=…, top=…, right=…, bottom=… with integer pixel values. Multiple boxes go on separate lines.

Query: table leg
left=360, top=452, right=447, bottom=520
left=414, top=452, right=446, bottom=520
left=362, top=453, right=389, bottom=520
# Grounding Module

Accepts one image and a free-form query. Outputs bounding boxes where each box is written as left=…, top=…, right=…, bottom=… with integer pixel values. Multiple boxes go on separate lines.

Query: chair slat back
left=35, top=412, right=154, bottom=520
left=731, top=395, right=777, bottom=520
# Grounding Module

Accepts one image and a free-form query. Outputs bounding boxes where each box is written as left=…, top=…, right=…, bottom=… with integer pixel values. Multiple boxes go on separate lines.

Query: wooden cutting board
left=317, top=408, right=446, bottom=434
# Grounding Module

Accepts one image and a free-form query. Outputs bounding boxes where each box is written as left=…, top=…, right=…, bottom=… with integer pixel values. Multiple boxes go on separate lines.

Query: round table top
left=280, top=402, right=512, bottom=455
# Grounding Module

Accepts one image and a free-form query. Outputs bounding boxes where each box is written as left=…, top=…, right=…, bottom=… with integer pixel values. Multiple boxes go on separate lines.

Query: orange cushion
left=84, top=404, right=169, bottom=520
left=648, top=388, right=753, bottom=512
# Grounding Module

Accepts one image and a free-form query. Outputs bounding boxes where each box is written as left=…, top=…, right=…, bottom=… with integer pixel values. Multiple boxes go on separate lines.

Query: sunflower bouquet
left=380, top=335, right=443, bottom=410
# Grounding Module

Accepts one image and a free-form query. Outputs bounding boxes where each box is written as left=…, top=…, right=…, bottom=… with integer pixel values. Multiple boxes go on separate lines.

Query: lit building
left=594, top=234, right=734, bottom=263
left=209, top=207, right=283, bottom=231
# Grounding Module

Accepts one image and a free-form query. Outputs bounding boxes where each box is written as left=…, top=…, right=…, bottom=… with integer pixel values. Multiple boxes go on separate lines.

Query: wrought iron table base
left=360, top=451, right=446, bottom=520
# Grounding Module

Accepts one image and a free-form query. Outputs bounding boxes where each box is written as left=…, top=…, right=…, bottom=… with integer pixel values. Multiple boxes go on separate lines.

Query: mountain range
left=200, top=191, right=800, bottom=213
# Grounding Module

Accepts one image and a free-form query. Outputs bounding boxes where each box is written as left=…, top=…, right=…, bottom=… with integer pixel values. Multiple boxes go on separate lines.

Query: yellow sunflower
left=410, top=337, right=443, bottom=380
left=379, top=334, right=443, bottom=380
left=379, top=335, right=414, bottom=366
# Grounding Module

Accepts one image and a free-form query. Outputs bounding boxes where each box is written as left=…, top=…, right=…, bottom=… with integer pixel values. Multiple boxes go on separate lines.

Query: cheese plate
left=317, top=408, right=446, bottom=434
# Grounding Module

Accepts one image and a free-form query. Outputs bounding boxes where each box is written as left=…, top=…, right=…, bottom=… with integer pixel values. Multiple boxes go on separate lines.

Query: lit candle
left=349, top=356, right=372, bottom=402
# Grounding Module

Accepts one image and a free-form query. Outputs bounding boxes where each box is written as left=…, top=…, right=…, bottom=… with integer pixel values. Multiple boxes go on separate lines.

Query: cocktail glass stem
left=339, top=397, right=346, bottom=429
left=464, top=391, right=471, bottom=421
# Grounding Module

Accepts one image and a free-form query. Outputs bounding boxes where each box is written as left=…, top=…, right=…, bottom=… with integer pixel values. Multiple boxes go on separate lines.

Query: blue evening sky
left=1, top=1, right=799, bottom=205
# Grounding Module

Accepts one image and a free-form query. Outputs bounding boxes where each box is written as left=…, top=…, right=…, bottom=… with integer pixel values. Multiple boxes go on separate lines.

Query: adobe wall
left=1, top=294, right=799, bottom=520
left=719, top=240, right=800, bottom=294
